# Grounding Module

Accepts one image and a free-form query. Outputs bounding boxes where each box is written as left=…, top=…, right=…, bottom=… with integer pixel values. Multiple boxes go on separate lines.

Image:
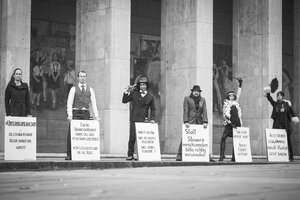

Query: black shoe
left=176, top=156, right=182, bottom=161
left=219, top=155, right=225, bottom=161
left=231, top=157, right=235, bottom=162
left=126, top=156, right=134, bottom=161
left=65, top=155, right=71, bottom=160
left=289, top=158, right=294, bottom=162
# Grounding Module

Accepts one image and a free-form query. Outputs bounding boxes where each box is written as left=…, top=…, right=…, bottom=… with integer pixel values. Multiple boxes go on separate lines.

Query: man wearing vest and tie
left=122, top=76, right=156, bottom=161
left=65, top=71, right=100, bottom=160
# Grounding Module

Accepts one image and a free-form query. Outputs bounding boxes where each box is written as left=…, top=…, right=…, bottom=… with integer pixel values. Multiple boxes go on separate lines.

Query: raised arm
left=266, top=93, right=276, bottom=107
left=236, top=78, right=242, bottom=102
left=122, top=90, right=133, bottom=103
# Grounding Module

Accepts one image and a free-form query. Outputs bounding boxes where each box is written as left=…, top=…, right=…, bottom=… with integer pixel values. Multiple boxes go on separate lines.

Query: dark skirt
left=48, top=72, right=60, bottom=90
left=32, top=76, right=43, bottom=93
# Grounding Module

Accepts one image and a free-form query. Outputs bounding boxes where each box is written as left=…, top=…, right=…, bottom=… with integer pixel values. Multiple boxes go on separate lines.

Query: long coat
left=122, top=90, right=156, bottom=122
left=183, top=96, right=208, bottom=124
left=5, top=81, right=31, bottom=116
left=267, top=93, right=295, bottom=132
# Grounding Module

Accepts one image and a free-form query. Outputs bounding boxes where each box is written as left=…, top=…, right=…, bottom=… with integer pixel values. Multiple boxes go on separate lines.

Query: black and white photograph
left=0, top=0, right=300, bottom=199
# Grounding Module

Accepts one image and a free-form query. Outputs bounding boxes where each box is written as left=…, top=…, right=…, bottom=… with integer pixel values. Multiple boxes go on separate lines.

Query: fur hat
left=191, top=85, right=202, bottom=92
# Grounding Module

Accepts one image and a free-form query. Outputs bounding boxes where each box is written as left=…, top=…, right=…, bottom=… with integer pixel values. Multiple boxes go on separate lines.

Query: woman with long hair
left=5, top=68, right=31, bottom=116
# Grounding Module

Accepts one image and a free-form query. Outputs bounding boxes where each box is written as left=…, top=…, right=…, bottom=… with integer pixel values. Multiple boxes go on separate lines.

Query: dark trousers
left=220, top=125, right=235, bottom=160
left=176, top=140, right=183, bottom=159
left=274, top=127, right=294, bottom=160
left=127, top=121, right=136, bottom=157
left=67, top=110, right=90, bottom=156
left=287, top=131, right=293, bottom=160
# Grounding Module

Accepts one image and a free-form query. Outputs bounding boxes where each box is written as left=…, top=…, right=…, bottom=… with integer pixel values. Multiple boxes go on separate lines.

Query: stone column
left=76, top=0, right=130, bottom=154
left=0, top=0, right=31, bottom=152
left=294, top=0, right=300, bottom=154
left=161, top=0, right=213, bottom=153
left=233, top=0, right=282, bottom=155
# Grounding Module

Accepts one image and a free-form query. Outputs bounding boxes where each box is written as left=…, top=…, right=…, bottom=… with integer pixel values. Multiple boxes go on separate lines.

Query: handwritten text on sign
left=5, top=116, right=36, bottom=160
left=265, top=129, right=289, bottom=162
left=233, top=127, right=252, bottom=162
left=71, top=120, right=100, bottom=161
left=182, top=124, right=209, bottom=162
left=135, top=123, right=161, bottom=161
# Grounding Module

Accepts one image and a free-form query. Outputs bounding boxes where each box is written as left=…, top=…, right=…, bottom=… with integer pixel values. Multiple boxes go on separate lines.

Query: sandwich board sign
left=5, top=116, right=36, bottom=160
left=182, top=124, right=209, bottom=162
left=71, top=120, right=100, bottom=161
left=135, top=122, right=161, bottom=161
left=265, top=129, right=289, bottom=162
left=233, top=127, right=252, bottom=162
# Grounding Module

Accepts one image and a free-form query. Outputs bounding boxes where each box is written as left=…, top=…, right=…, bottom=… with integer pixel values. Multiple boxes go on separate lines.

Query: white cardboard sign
left=265, top=129, right=289, bottom=162
left=4, top=116, right=37, bottom=160
left=233, top=127, right=252, bottom=162
left=182, top=124, right=210, bottom=162
left=71, top=120, right=100, bottom=161
left=135, top=122, right=161, bottom=161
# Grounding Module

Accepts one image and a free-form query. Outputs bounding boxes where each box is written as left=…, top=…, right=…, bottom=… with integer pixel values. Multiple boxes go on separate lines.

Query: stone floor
left=0, top=164, right=300, bottom=200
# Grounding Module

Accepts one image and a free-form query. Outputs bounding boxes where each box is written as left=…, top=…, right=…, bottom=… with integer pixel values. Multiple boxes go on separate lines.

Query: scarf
left=190, top=94, right=201, bottom=110
left=223, top=99, right=242, bottom=126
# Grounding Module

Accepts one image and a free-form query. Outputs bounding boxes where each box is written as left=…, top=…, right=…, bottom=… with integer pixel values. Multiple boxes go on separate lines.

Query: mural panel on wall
left=282, top=55, right=293, bottom=104
left=30, top=20, right=76, bottom=120
left=130, top=34, right=161, bottom=122
left=213, top=44, right=240, bottom=126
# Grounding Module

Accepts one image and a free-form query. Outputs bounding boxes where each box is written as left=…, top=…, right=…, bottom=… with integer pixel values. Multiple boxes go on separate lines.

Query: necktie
left=81, top=85, right=85, bottom=93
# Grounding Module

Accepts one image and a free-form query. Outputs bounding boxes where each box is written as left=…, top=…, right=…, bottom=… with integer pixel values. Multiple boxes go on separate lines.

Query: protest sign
left=5, top=116, right=36, bottom=160
left=135, top=122, right=161, bottom=161
left=233, top=127, right=252, bottom=162
left=71, top=120, right=100, bottom=161
left=265, top=129, right=289, bottom=162
left=182, top=124, right=209, bottom=162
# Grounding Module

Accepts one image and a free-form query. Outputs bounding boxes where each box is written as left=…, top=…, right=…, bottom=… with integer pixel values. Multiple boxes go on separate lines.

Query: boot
left=219, top=141, right=226, bottom=161
left=231, top=148, right=235, bottom=162
left=176, top=141, right=182, bottom=161
left=289, top=150, right=294, bottom=162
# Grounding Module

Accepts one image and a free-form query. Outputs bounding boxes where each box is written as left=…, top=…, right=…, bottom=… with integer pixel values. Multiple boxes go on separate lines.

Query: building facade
left=0, top=0, right=299, bottom=156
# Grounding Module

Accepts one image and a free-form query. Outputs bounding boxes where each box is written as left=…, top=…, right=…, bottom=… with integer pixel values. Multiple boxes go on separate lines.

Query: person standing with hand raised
left=122, top=76, right=156, bottom=161
left=264, top=86, right=299, bottom=162
left=219, top=78, right=243, bottom=162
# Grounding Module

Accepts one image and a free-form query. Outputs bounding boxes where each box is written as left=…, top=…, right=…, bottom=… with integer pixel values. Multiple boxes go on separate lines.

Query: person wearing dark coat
left=264, top=88, right=299, bottom=162
left=122, top=76, right=156, bottom=161
left=5, top=68, right=31, bottom=117
left=176, top=85, right=208, bottom=161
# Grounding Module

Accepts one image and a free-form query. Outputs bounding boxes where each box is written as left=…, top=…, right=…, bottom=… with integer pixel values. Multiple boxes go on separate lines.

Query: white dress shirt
left=67, top=83, right=99, bottom=119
